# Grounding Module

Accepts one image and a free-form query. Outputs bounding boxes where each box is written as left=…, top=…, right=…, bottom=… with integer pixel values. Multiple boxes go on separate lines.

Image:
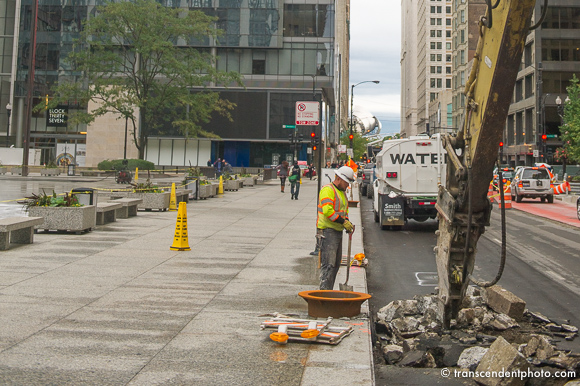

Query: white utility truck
left=372, top=134, right=447, bottom=230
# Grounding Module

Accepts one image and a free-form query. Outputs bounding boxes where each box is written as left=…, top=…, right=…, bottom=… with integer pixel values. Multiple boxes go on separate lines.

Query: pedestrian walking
left=277, top=160, right=289, bottom=193
left=308, top=164, right=314, bottom=180
left=214, top=158, right=223, bottom=178
left=289, top=161, right=301, bottom=200
left=316, top=166, right=355, bottom=290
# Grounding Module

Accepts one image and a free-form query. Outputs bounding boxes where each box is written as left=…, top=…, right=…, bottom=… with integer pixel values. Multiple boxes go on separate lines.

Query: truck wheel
left=547, top=195, right=554, bottom=203
left=367, top=185, right=373, bottom=199
left=373, top=209, right=379, bottom=223
left=361, top=184, right=367, bottom=196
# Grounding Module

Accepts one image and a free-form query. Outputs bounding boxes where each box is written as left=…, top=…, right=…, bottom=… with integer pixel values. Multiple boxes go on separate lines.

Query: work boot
left=291, top=194, right=294, bottom=200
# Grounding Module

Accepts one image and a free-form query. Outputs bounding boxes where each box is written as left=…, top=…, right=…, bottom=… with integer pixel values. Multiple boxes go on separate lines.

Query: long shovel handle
left=345, top=230, right=353, bottom=283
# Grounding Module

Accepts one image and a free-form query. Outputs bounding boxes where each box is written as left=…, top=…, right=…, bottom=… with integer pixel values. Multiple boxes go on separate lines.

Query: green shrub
left=97, top=159, right=155, bottom=171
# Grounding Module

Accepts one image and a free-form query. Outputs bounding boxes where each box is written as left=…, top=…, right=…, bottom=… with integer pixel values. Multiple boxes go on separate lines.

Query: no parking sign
left=295, top=101, right=319, bottom=125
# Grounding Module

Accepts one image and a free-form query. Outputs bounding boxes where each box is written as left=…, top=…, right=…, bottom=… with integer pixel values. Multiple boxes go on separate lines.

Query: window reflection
left=283, top=4, right=334, bottom=38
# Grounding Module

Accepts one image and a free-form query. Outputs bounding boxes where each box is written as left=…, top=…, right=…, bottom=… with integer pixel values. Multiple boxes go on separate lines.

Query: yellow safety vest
left=317, top=183, right=349, bottom=231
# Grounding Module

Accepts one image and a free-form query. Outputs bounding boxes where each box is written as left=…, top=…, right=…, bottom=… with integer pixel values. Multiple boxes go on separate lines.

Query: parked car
left=511, top=166, right=554, bottom=203
left=492, top=166, right=515, bottom=188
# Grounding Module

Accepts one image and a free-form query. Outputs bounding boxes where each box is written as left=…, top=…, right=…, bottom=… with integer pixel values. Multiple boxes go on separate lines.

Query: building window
left=431, top=66, right=436, bottom=74
left=431, top=42, right=437, bottom=50
left=431, top=18, right=436, bottom=25
left=446, top=66, right=451, bottom=74
left=446, top=30, right=451, bottom=38
left=437, top=30, right=442, bottom=37
left=431, top=78, right=436, bottom=88
left=437, top=54, right=442, bottom=61
left=437, top=42, right=442, bottom=49
left=431, top=54, right=436, bottom=61
left=283, top=4, right=333, bottom=38
left=252, top=59, right=265, bottom=74
left=446, top=78, right=451, bottom=88
left=446, top=42, right=451, bottom=50
left=437, top=18, right=442, bottom=25
left=446, top=18, right=451, bottom=26
left=437, top=78, right=442, bottom=88
left=431, top=30, right=436, bottom=37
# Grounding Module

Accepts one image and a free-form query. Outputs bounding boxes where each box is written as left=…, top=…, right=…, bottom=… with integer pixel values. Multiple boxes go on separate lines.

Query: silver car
left=511, top=167, right=553, bottom=203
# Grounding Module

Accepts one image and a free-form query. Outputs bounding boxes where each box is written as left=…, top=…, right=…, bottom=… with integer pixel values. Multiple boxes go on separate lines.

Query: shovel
left=339, top=228, right=354, bottom=292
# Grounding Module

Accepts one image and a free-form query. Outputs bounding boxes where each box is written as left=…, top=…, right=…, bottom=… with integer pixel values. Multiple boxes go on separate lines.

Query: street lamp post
left=350, top=80, right=380, bottom=149
left=5, top=103, right=11, bottom=148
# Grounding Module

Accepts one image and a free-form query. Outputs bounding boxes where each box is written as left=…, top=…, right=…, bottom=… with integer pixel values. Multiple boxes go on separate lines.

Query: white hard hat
left=335, top=166, right=355, bottom=183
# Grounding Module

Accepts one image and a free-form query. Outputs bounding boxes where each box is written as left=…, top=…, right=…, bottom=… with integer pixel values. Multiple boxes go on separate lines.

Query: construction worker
left=317, top=166, right=355, bottom=290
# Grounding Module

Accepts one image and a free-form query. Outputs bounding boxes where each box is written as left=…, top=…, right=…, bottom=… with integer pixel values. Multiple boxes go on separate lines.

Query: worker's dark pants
left=319, top=228, right=343, bottom=290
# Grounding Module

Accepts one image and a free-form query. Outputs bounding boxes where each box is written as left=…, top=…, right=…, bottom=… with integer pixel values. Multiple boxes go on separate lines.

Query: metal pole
left=124, top=116, right=128, bottom=160
left=350, top=85, right=354, bottom=149
left=22, top=0, right=39, bottom=176
left=5, top=104, right=11, bottom=147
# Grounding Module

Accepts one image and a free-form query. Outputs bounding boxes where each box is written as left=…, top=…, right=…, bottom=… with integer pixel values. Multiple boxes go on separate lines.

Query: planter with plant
left=40, top=161, right=61, bottom=176
left=109, top=179, right=170, bottom=210
left=198, top=180, right=213, bottom=199
left=239, top=173, right=258, bottom=187
left=220, top=172, right=242, bottom=191
left=22, top=191, right=96, bottom=234
left=11, top=166, right=22, bottom=175
left=0, top=161, right=6, bottom=175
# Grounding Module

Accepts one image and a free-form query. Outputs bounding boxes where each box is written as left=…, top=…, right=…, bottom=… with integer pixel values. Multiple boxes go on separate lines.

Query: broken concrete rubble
left=374, top=287, right=579, bottom=383
left=486, top=285, right=526, bottom=321
left=475, top=336, right=530, bottom=386
left=457, top=346, right=489, bottom=371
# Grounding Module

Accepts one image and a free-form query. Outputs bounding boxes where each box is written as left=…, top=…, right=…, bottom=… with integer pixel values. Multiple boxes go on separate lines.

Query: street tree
left=562, top=74, right=580, bottom=164
left=339, top=131, right=368, bottom=161
left=47, top=0, right=241, bottom=159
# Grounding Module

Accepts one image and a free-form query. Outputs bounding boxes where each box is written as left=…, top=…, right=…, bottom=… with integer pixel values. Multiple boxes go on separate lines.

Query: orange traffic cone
left=553, top=181, right=570, bottom=195
left=170, top=202, right=191, bottom=251
left=488, top=182, right=494, bottom=203
left=497, top=185, right=512, bottom=209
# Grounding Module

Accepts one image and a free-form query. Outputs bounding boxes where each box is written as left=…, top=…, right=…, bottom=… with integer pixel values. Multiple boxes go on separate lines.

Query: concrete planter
left=0, top=167, right=7, bottom=175
left=224, top=179, right=243, bottom=191
left=110, top=191, right=170, bottom=211
left=242, top=176, right=258, bottom=187
left=29, top=205, right=97, bottom=234
left=210, top=182, right=219, bottom=196
left=40, top=168, right=61, bottom=176
left=11, top=167, right=22, bottom=175
left=198, top=184, right=212, bottom=199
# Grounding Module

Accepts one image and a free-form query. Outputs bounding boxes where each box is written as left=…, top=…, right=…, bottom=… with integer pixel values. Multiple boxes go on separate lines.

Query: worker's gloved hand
left=343, top=220, right=354, bottom=234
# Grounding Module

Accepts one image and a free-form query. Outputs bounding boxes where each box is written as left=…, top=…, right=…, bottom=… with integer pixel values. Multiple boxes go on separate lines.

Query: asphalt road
left=360, top=194, right=580, bottom=385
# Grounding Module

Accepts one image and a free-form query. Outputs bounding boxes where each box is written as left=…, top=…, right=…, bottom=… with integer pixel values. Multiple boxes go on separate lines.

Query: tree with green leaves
left=339, top=131, right=368, bottom=162
left=561, top=74, right=580, bottom=165
left=47, top=0, right=241, bottom=159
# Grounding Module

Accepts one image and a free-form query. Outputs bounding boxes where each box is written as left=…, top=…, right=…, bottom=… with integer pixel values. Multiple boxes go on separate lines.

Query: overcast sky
left=349, top=0, right=401, bottom=134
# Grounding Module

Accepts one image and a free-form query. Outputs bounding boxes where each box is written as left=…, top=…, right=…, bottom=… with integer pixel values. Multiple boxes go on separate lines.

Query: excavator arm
left=434, top=0, right=537, bottom=326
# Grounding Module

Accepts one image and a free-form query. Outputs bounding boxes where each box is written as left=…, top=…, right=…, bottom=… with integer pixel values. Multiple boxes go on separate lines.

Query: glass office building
left=1, top=0, right=347, bottom=167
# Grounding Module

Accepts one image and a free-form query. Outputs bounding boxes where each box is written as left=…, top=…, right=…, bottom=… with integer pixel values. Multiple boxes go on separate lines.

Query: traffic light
left=288, top=133, right=293, bottom=142
left=349, top=133, right=354, bottom=141
left=541, top=134, right=547, bottom=142
left=310, top=132, right=316, bottom=139
left=299, top=133, right=303, bottom=142
left=499, top=141, right=503, bottom=147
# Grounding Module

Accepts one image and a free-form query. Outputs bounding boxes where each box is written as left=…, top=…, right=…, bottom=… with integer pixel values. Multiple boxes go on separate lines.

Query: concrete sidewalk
left=0, top=177, right=373, bottom=385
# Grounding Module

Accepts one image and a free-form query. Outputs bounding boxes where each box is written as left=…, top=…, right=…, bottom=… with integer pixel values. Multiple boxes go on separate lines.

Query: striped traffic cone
left=497, top=185, right=512, bottom=209
left=488, top=182, right=494, bottom=203
left=553, top=181, right=570, bottom=195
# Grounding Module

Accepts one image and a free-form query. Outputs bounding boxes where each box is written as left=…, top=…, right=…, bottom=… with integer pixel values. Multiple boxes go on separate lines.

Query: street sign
left=533, top=150, right=539, bottom=158
left=295, top=101, right=320, bottom=125
left=283, top=125, right=296, bottom=129
left=546, top=134, right=558, bottom=138
left=338, top=144, right=346, bottom=154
